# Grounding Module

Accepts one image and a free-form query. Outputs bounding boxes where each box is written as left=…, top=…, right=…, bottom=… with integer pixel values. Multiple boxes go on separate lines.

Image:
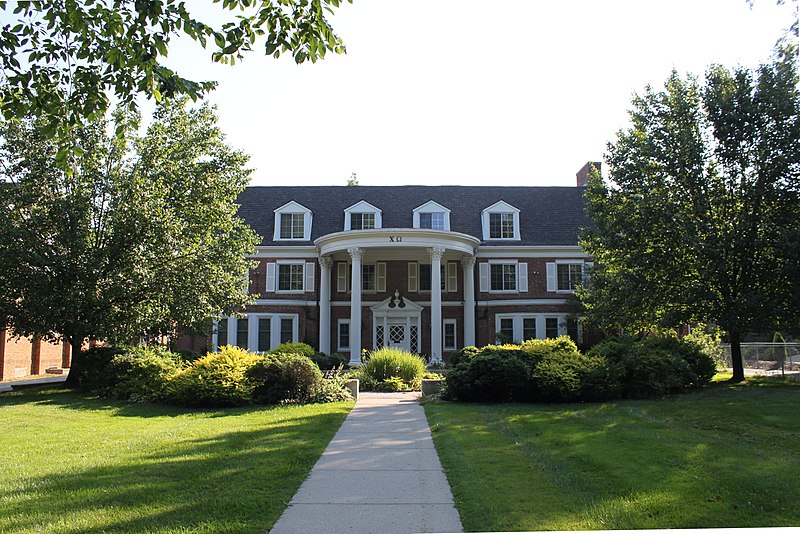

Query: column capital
left=319, top=256, right=333, bottom=270
left=461, top=256, right=476, bottom=269
left=347, top=247, right=364, bottom=260
left=428, top=247, right=446, bottom=261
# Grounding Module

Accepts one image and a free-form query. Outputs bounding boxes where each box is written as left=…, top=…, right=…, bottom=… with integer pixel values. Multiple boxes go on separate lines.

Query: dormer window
left=274, top=201, right=313, bottom=241
left=413, top=201, right=450, bottom=231
left=344, top=200, right=382, bottom=231
left=481, top=201, right=521, bottom=241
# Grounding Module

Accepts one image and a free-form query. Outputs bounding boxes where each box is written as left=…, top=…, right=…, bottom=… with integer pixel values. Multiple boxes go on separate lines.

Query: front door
left=388, top=321, right=408, bottom=351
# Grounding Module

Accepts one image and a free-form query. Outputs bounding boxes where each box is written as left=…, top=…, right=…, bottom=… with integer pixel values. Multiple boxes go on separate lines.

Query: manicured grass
left=0, top=387, right=352, bottom=533
left=424, top=375, right=800, bottom=531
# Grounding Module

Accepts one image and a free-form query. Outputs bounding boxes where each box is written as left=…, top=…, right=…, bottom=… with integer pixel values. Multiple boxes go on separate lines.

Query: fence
left=719, top=342, right=800, bottom=376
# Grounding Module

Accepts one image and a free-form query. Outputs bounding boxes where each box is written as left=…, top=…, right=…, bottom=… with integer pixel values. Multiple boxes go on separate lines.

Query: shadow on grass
left=1, top=389, right=350, bottom=533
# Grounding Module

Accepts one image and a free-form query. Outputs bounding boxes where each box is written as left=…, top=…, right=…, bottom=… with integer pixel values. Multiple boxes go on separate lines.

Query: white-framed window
left=546, top=261, right=593, bottom=293
left=481, top=200, right=521, bottom=241
left=409, top=262, right=457, bottom=292
left=214, top=314, right=298, bottom=352
left=413, top=200, right=451, bottom=231
left=336, top=262, right=386, bottom=293
left=494, top=314, right=581, bottom=344
left=344, top=201, right=382, bottom=231
left=443, top=319, right=457, bottom=351
left=479, top=260, right=528, bottom=293
left=265, top=261, right=315, bottom=293
left=338, top=319, right=350, bottom=351
left=273, top=200, right=313, bottom=241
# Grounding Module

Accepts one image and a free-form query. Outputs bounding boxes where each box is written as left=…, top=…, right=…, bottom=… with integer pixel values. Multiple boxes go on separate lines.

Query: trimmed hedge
left=247, top=353, right=323, bottom=404
left=167, top=346, right=262, bottom=406
left=445, top=335, right=716, bottom=403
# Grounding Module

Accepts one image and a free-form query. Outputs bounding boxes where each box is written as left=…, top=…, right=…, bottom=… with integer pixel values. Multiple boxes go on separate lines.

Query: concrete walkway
left=270, top=391, right=463, bottom=534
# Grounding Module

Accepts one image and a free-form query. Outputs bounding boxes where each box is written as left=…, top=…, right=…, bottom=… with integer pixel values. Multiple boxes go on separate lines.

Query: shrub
left=448, top=346, right=480, bottom=367
left=247, top=353, right=323, bottom=404
left=269, top=342, right=315, bottom=358
left=446, top=353, right=529, bottom=402
left=69, top=346, right=126, bottom=391
left=311, top=374, right=353, bottom=403
left=377, top=376, right=410, bottom=392
left=167, top=346, right=261, bottom=406
left=105, top=346, right=183, bottom=402
left=311, top=352, right=349, bottom=370
left=530, top=352, right=620, bottom=402
left=360, top=348, right=427, bottom=389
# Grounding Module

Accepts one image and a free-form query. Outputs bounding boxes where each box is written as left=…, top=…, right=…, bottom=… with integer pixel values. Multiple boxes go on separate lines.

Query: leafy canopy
left=579, top=49, right=800, bottom=381
left=0, top=0, right=350, bottom=160
left=0, top=98, right=259, bottom=348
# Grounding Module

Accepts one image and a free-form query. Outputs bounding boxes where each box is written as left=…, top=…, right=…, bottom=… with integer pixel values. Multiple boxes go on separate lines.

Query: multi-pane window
left=490, top=263, right=517, bottom=291
left=443, top=320, right=457, bottom=351
left=419, top=212, right=446, bottom=230
left=418, top=264, right=446, bottom=291
left=489, top=212, right=515, bottom=239
left=498, top=318, right=514, bottom=343
left=545, top=317, right=559, bottom=339
left=523, top=318, right=537, bottom=341
left=217, top=319, right=228, bottom=349
left=258, top=318, right=271, bottom=352
left=338, top=321, right=350, bottom=350
left=350, top=212, right=375, bottom=230
left=557, top=263, right=584, bottom=291
left=236, top=318, right=248, bottom=348
left=279, top=213, right=305, bottom=239
left=280, top=318, right=293, bottom=344
left=362, top=264, right=376, bottom=291
left=278, top=263, right=304, bottom=291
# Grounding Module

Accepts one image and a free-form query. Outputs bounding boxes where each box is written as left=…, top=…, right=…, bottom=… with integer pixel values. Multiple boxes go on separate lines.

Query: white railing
left=719, top=342, right=800, bottom=376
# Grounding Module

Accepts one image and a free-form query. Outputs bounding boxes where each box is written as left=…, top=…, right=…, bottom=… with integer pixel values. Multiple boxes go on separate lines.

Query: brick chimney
left=576, top=161, right=601, bottom=187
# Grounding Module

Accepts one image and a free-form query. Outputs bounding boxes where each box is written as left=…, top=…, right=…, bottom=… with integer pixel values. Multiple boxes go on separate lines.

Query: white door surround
left=370, top=291, right=423, bottom=355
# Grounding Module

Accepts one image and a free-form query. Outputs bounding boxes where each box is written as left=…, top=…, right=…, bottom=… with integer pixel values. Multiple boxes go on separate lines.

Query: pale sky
left=158, top=0, right=796, bottom=188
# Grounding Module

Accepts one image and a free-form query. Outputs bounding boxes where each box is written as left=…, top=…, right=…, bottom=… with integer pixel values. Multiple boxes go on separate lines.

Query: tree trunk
left=63, top=338, right=84, bottom=388
left=729, top=330, right=745, bottom=383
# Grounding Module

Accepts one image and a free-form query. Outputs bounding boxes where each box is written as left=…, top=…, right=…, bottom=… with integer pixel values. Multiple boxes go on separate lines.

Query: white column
left=318, top=256, right=332, bottom=355
left=348, top=247, right=363, bottom=366
left=429, top=247, right=445, bottom=363
left=462, top=256, right=476, bottom=347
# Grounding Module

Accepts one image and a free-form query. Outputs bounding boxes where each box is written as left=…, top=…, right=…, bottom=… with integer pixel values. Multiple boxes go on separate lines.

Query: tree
left=579, top=49, right=800, bottom=383
left=0, top=0, right=350, bottom=160
left=0, top=98, right=259, bottom=379
left=347, top=171, right=359, bottom=186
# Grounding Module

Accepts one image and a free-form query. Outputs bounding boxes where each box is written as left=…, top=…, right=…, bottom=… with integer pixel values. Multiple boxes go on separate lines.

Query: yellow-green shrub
left=167, top=345, right=261, bottom=406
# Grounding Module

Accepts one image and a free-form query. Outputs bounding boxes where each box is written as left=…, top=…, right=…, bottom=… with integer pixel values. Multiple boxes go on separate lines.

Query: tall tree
left=0, top=98, right=259, bottom=374
left=0, top=0, right=350, bottom=160
left=580, top=49, right=800, bottom=382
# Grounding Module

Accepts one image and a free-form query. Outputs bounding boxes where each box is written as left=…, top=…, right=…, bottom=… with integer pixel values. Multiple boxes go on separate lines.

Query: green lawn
left=0, top=387, right=352, bottom=533
left=424, top=375, right=800, bottom=532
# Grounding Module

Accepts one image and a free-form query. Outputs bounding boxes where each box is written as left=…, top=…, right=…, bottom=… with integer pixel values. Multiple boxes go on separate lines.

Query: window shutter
left=266, top=263, right=276, bottom=292
left=546, top=262, right=556, bottom=292
left=479, top=262, right=489, bottom=292
left=447, top=262, right=457, bottom=292
left=408, top=262, right=418, bottom=292
left=518, top=262, right=528, bottom=293
left=337, top=262, right=348, bottom=293
left=305, top=262, right=315, bottom=293
left=377, top=262, right=387, bottom=292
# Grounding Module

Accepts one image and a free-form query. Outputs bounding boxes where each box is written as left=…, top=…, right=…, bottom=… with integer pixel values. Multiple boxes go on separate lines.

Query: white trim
left=213, top=313, right=299, bottom=352
left=275, top=260, right=306, bottom=293
left=443, top=318, right=458, bottom=351
left=252, top=247, right=318, bottom=258
left=478, top=298, right=572, bottom=306
left=481, top=200, right=521, bottom=241
left=273, top=200, right=313, bottom=241
left=315, top=228, right=479, bottom=257
left=344, top=200, right=383, bottom=231
left=251, top=298, right=573, bottom=307
left=475, top=246, right=589, bottom=258
left=254, top=299, right=319, bottom=306
left=337, top=319, right=351, bottom=351
left=412, top=200, right=451, bottom=230
left=488, top=260, right=518, bottom=293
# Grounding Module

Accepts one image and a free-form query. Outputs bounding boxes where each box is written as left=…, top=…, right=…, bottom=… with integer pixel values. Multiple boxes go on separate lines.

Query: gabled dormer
left=343, top=200, right=382, bottom=231
left=412, top=200, right=451, bottom=231
left=273, top=200, right=313, bottom=241
left=481, top=200, right=520, bottom=241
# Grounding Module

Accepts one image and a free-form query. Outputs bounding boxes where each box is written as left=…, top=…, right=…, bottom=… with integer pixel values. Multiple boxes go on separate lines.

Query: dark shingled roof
left=237, top=186, right=589, bottom=247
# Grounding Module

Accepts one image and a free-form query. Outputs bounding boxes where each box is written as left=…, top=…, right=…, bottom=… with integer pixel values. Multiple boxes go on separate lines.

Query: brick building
left=0, top=329, right=70, bottom=381
left=183, top=163, right=598, bottom=365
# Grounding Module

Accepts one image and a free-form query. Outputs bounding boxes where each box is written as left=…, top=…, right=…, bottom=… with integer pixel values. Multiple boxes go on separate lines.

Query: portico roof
left=314, top=228, right=480, bottom=257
